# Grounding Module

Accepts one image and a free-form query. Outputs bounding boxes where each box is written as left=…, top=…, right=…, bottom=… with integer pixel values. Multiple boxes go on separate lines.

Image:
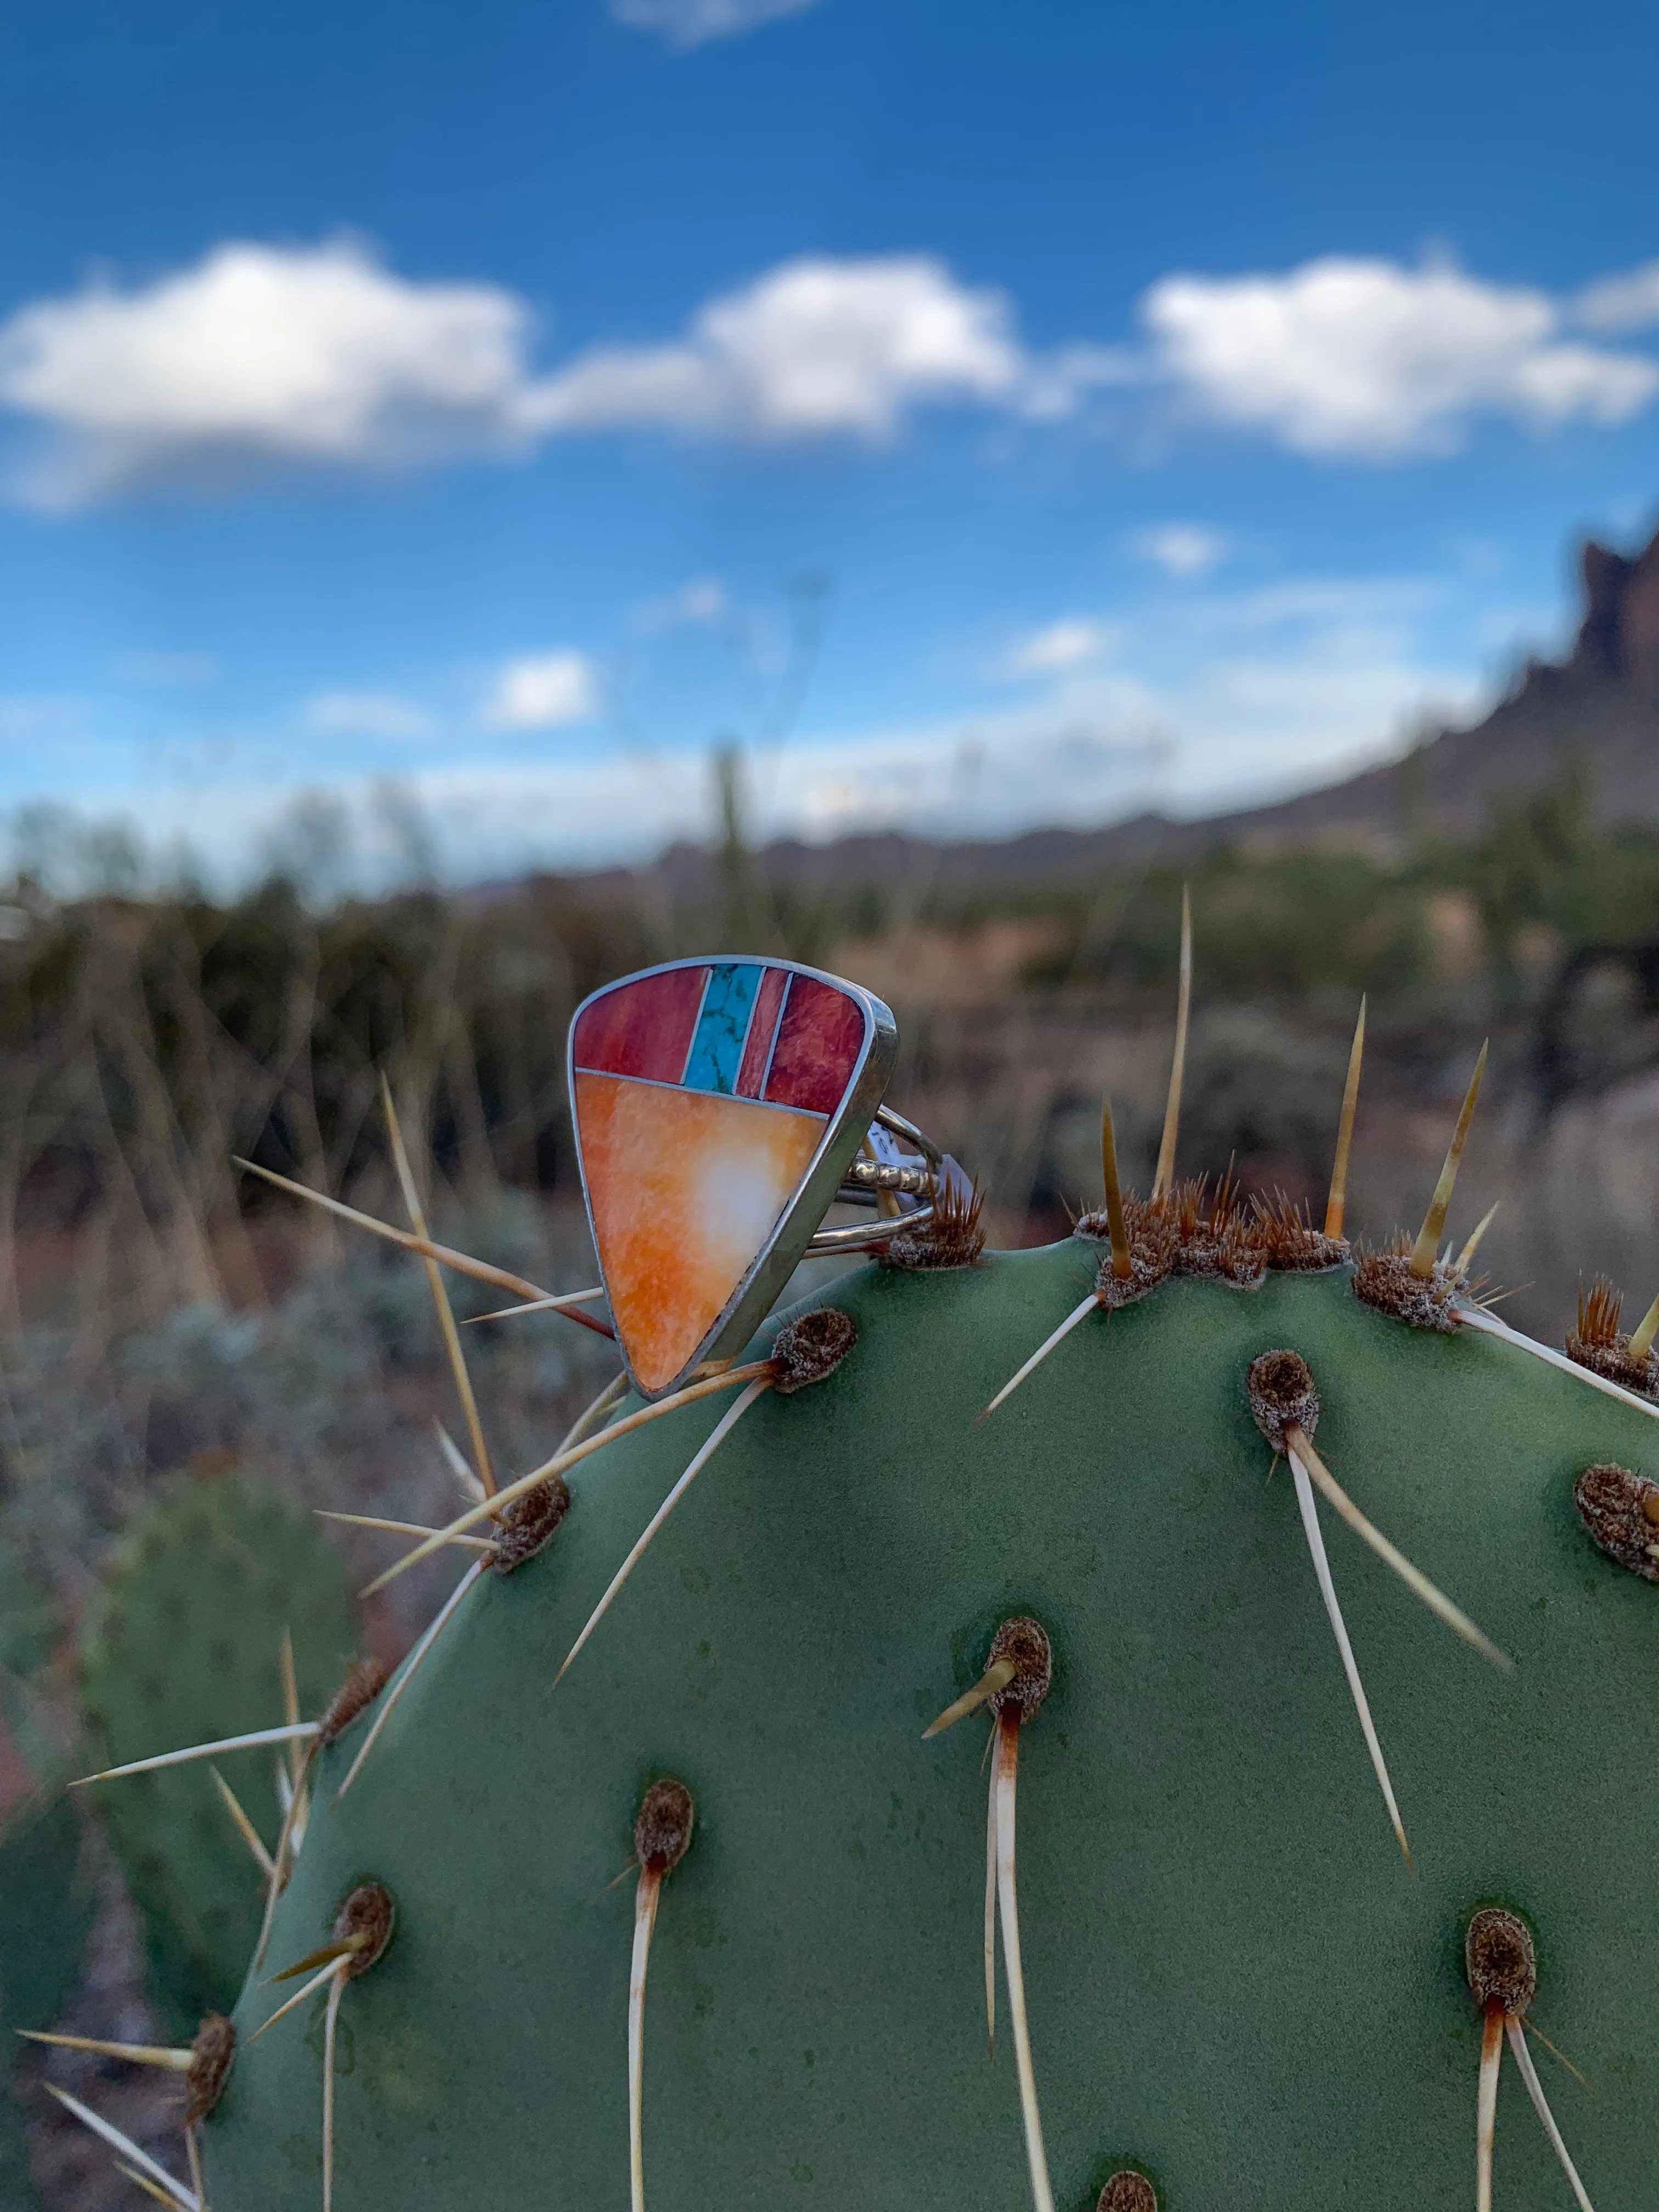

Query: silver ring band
left=837, top=1161, right=933, bottom=1199
left=809, top=1104, right=943, bottom=1253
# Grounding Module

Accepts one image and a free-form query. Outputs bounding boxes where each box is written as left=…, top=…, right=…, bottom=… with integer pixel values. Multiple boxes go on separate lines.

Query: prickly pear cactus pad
left=203, top=1248, right=1659, bottom=2210
left=0, top=1799, right=97, bottom=2207
left=78, top=1476, right=357, bottom=2035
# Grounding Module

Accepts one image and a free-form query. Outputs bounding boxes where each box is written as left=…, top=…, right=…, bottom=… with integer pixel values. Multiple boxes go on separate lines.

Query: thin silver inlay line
left=572, top=1065, right=828, bottom=1121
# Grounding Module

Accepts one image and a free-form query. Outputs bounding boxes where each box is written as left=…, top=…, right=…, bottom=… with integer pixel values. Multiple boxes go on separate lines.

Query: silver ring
left=567, top=955, right=960, bottom=1396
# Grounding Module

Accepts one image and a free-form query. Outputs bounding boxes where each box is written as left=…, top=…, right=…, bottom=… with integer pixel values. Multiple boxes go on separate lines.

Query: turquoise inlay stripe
left=680, top=963, right=764, bottom=1094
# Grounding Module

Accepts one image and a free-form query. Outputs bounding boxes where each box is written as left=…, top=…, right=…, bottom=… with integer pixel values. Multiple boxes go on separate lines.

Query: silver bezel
left=567, top=955, right=898, bottom=1401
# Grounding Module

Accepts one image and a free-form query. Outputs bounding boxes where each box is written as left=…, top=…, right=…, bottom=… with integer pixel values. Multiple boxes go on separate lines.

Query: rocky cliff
left=1215, top=517, right=1659, bottom=851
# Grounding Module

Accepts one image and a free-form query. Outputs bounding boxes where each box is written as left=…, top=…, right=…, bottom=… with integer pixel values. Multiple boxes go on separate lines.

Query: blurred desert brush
left=0, top=867, right=665, bottom=1835
left=0, top=861, right=667, bottom=2205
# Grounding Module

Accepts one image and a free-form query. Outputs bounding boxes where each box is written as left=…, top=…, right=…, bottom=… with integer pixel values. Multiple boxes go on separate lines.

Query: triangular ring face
left=568, top=958, right=897, bottom=1398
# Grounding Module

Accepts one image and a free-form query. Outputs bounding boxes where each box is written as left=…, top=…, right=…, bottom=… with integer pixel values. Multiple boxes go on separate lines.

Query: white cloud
left=303, top=690, right=433, bottom=738
left=80, top=711, right=1169, bottom=885
left=115, top=650, right=218, bottom=689
left=1142, top=257, right=1659, bottom=458
left=0, top=696, right=83, bottom=736
left=1186, top=575, right=1439, bottom=633
left=0, top=239, right=537, bottom=506
left=2, top=239, right=1655, bottom=507
left=0, top=246, right=1030, bottom=503
left=1574, top=261, right=1659, bottom=334
left=521, top=256, right=1023, bottom=440
left=977, top=571, right=1479, bottom=821
left=1131, top=523, right=1229, bottom=579
left=74, top=563, right=1480, bottom=885
left=634, top=575, right=729, bottom=630
left=1003, top=619, right=1113, bottom=676
left=482, top=650, right=600, bottom=730
left=1013, top=341, right=1141, bottom=420
left=610, top=0, right=821, bottom=48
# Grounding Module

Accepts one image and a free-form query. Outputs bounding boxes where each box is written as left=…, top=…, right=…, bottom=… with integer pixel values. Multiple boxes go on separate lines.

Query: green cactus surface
left=195, top=1240, right=1659, bottom=2210
left=78, top=1475, right=356, bottom=2038
left=0, top=1798, right=97, bottom=2207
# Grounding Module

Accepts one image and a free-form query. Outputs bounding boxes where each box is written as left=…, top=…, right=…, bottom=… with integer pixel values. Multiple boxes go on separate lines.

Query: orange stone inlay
left=575, top=1071, right=826, bottom=1393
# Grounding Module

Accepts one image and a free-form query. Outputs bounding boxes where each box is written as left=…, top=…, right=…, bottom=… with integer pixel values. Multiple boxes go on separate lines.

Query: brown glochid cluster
left=335, top=1882, right=397, bottom=1978
left=1350, top=1237, right=1461, bottom=1333
left=633, top=1777, right=696, bottom=1876
left=314, top=1657, right=391, bottom=1748
left=492, top=1474, right=571, bottom=1573
left=1250, top=1191, right=1348, bottom=1273
left=986, top=1616, right=1053, bottom=1724
left=1168, top=1174, right=1265, bottom=1289
left=1565, top=1277, right=1657, bottom=1395
left=770, top=1307, right=857, bottom=1395
left=1573, top=1461, right=1659, bottom=1582
left=184, top=2012, right=236, bottom=2126
left=1097, top=2173, right=1159, bottom=2212
left=1573, top=1274, right=1624, bottom=1350
left=1245, top=1350, right=1321, bottom=1454
left=1465, top=1907, right=1537, bottom=2016
left=881, top=1175, right=987, bottom=1272
left=1172, top=1175, right=1224, bottom=1240
left=1079, top=1195, right=1179, bottom=1309
left=1078, top=1181, right=1350, bottom=1295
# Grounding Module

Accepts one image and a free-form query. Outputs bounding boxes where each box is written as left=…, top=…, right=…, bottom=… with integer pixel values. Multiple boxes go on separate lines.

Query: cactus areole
left=98, top=966, right=1659, bottom=2210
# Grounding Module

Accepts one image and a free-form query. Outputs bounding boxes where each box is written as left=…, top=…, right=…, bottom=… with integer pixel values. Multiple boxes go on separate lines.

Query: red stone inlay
left=573, top=967, right=708, bottom=1084
left=763, top=977, right=866, bottom=1114
left=735, top=966, right=788, bottom=1098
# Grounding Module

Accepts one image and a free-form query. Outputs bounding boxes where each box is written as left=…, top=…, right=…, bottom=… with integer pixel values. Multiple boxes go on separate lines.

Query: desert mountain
left=579, top=517, right=1659, bottom=903
left=1189, top=517, right=1659, bottom=853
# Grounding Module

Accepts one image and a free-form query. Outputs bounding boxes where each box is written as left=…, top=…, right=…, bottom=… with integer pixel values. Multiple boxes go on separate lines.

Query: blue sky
left=3, top=0, right=1658, bottom=882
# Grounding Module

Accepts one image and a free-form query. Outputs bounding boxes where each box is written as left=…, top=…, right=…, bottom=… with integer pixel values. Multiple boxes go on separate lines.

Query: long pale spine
left=382, top=1077, right=497, bottom=1496
left=1288, top=1452, right=1412, bottom=1866
left=630, top=1872, right=662, bottom=2212
left=994, top=1714, right=1054, bottom=2212
left=1409, top=1042, right=1487, bottom=1277
left=1152, top=887, right=1192, bottom=1204
left=1325, top=995, right=1365, bottom=1239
